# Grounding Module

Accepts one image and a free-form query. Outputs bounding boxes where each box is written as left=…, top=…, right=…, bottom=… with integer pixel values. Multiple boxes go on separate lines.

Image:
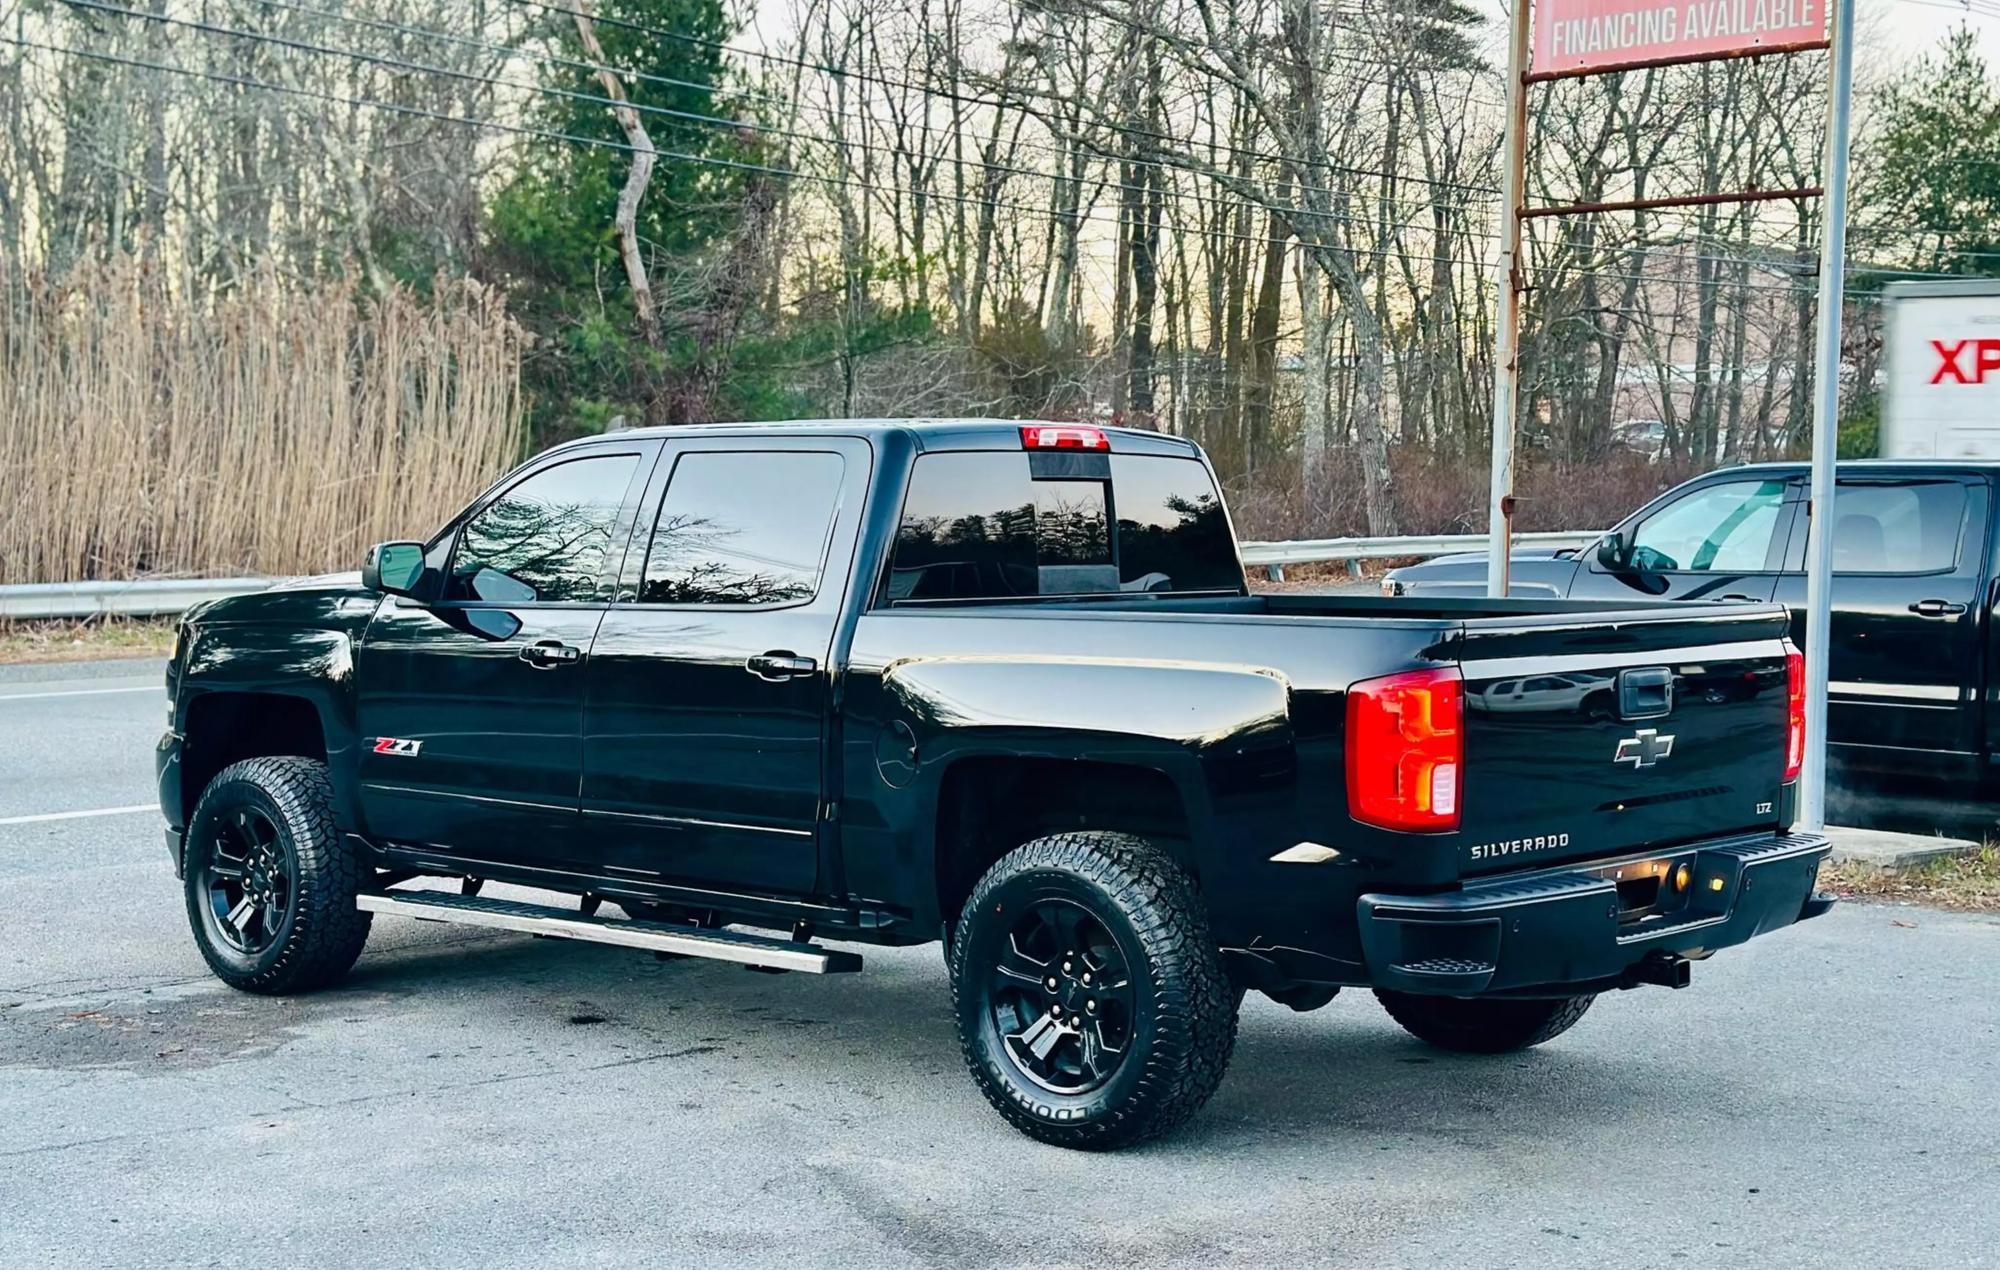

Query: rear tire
left=1374, top=989, right=1595, bottom=1054
left=183, top=757, right=371, bottom=994
left=951, top=832, right=1238, bottom=1150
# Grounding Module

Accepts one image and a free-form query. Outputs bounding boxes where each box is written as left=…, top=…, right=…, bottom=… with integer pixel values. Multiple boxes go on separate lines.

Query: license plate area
left=1591, top=855, right=1696, bottom=928
left=1590, top=848, right=1748, bottom=935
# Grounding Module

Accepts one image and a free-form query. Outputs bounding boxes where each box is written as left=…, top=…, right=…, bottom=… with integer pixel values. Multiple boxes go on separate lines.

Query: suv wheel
left=950, top=832, right=1238, bottom=1150
left=184, top=757, right=371, bottom=994
left=1374, top=989, right=1595, bottom=1054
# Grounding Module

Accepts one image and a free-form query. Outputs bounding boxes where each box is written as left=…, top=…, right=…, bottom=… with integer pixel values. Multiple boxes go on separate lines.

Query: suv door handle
left=1716, top=593, right=1761, bottom=603
left=518, top=640, right=582, bottom=668
left=1909, top=599, right=1968, bottom=618
left=746, top=651, right=818, bottom=682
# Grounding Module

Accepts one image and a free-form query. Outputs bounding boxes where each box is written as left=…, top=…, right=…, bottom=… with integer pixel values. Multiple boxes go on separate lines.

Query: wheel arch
left=876, top=654, right=1295, bottom=929
left=173, top=624, right=363, bottom=828
left=929, top=753, right=1204, bottom=930
left=180, top=690, right=337, bottom=823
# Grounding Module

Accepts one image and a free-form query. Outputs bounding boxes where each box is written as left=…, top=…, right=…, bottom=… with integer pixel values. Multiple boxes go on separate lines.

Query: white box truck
left=1881, top=278, right=2000, bottom=458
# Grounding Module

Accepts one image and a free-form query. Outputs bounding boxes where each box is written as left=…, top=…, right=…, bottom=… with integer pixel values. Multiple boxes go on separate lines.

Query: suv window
left=1628, top=479, right=1787, bottom=573
left=640, top=451, right=845, bottom=605
left=446, top=453, right=639, bottom=603
left=886, top=451, right=1240, bottom=602
left=1832, top=480, right=1968, bottom=574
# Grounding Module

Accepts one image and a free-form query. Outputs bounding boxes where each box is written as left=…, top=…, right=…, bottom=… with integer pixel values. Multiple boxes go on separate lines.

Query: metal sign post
left=1798, top=0, right=1857, bottom=832
left=1485, top=0, right=1832, bottom=600
left=1485, top=0, right=1533, bottom=600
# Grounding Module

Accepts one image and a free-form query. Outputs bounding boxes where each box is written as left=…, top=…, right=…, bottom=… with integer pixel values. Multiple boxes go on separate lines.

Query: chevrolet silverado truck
left=158, top=420, right=1832, bottom=1149
left=1384, top=460, right=1992, bottom=788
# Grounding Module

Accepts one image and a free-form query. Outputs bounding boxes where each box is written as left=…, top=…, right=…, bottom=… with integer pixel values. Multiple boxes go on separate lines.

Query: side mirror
left=362, top=541, right=427, bottom=597
left=1595, top=531, right=1631, bottom=573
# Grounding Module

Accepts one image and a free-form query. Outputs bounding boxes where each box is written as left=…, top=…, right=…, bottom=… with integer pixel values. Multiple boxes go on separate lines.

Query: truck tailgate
left=1442, top=604, right=1794, bottom=876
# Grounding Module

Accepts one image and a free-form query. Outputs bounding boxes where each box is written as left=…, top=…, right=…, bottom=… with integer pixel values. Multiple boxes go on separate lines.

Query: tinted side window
left=1630, top=479, right=1787, bottom=572
left=1832, top=481, right=1968, bottom=574
left=446, top=453, right=639, bottom=603
left=641, top=451, right=845, bottom=605
left=1109, top=454, right=1239, bottom=592
left=886, top=451, right=1240, bottom=602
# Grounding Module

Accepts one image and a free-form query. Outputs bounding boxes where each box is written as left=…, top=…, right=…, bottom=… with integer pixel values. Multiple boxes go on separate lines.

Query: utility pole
left=1485, top=0, right=1532, bottom=598
left=1798, top=0, right=1857, bottom=831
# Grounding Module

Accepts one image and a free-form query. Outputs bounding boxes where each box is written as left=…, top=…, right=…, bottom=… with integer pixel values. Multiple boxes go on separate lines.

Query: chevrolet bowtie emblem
left=1614, top=728, right=1675, bottom=769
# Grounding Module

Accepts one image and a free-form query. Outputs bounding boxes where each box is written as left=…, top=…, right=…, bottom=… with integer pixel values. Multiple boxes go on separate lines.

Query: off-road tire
left=950, top=832, right=1239, bottom=1150
left=1374, top=989, right=1595, bottom=1054
left=184, top=757, right=371, bottom=994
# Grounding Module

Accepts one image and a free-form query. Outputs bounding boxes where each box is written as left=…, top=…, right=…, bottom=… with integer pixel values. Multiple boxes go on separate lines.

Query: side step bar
left=356, top=890, right=862, bottom=974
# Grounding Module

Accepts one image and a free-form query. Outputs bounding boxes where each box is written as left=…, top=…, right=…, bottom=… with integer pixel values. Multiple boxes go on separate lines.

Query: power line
left=1, top=34, right=1503, bottom=266
left=506, top=0, right=1507, bottom=199
left=12, top=30, right=1924, bottom=300
left=57, top=0, right=1498, bottom=224
left=14, top=31, right=1870, bottom=295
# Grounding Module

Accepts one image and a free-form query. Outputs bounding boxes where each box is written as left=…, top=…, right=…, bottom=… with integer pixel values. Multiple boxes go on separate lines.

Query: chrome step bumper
left=356, top=890, right=863, bottom=974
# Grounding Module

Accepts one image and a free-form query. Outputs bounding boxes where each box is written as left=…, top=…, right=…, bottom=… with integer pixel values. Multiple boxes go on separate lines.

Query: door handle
left=1909, top=599, right=1968, bottom=618
left=1716, top=593, right=1761, bottom=603
left=746, top=651, right=818, bottom=682
left=518, top=640, right=582, bottom=668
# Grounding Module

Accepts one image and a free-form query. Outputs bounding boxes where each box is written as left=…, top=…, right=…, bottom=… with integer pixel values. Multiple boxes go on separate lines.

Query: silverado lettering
left=1469, top=833, right=1573, bottom=861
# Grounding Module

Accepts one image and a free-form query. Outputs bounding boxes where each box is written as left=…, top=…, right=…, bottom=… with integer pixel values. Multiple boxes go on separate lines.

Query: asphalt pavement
left=2, top=657, right=1997, bottom=1269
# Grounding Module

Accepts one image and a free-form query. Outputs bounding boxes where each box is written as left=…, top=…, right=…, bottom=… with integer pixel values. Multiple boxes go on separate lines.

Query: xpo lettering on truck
left=1882, top=279, right=2000, bottom=460
left=1534, top=0, right=1826, bottom=76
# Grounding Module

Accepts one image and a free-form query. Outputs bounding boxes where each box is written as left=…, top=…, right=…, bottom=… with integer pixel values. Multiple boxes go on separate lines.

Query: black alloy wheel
left=200, top=805, right=295, bottom=955
left=987, top=899, right=1136, bottom=1095
left=183, top=756, right=371, bottom=994
left=951, top=831, right=1239, bottom=1149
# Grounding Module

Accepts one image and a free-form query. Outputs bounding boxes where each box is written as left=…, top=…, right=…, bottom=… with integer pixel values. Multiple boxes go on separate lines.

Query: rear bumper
left=1356, top=831, right=1831, bottom=996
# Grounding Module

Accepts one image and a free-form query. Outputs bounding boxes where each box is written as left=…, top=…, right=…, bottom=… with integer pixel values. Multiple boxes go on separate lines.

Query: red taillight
left=1020, top=424, right=1108, bottom=450
left=1346, top=667, right=1463, bottom=832
left=1783, top=647, right=1805, bottom=784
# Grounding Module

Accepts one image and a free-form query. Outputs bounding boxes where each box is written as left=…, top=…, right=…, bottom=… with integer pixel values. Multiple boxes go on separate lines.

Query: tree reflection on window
left=447, top=454, right=638, bottom=603
left=641, top=451, right=845, bottom=606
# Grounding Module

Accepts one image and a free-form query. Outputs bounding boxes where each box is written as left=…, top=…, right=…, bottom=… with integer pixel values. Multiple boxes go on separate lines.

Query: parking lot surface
left=3, top=658, right=1997, bottom=1268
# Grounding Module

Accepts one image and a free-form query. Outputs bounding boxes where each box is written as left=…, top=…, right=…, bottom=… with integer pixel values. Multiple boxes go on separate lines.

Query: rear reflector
left=1783, top=646, right=1805, bottom=784
left=1021, top=424, right=1109, bottom=450
left=1346, top=667, right=1463, bottom=833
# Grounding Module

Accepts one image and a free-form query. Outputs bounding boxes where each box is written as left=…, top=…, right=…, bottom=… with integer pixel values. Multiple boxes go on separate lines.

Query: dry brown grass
left=0, top=254, right=525, bottom=584
left=1820, top=846, right=2000, bottom=913
left=0, top=617, right=177, bottom=664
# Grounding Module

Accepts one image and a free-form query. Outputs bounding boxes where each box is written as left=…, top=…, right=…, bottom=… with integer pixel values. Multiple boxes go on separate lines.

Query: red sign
left=1533, top=0, right=1827, bottom=76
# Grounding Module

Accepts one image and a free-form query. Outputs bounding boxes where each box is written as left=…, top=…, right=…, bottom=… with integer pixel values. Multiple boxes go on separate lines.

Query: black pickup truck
left=158, top=420, right=1830, bottom=1148
left=1385, top=460, right=1993, bottom=787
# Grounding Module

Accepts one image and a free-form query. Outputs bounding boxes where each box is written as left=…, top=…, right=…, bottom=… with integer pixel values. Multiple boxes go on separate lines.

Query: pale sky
left=744, top=0, right=2000, bottom=91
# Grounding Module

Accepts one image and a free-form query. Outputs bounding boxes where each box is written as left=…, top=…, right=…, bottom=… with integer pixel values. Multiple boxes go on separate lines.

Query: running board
left=355, top=890, right=862, bottom=974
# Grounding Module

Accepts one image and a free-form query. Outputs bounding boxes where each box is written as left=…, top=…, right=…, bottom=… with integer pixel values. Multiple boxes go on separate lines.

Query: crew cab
left=158, top=420, right=1831, bottom=1149
left=1385, top=461, right=1993, bottom=787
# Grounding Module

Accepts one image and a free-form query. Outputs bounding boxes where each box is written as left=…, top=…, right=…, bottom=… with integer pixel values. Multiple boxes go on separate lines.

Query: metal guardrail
left=1238, top=530, right=1601, bottom=580
left=0, top=529, right=1605, bottom=617
left=0, top=577, right=275, bottom=620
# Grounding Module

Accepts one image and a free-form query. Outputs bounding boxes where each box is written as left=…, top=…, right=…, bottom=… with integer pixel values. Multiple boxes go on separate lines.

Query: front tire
left=183, top=757, right=371, bottom=994
left=950, top=832, right=1238, bottom=1150
left=1374, top=989, right=1595, bottom=1054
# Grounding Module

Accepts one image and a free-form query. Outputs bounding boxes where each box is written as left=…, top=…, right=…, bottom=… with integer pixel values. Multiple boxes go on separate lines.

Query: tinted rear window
left=885, top=451, right=1240, bottom=603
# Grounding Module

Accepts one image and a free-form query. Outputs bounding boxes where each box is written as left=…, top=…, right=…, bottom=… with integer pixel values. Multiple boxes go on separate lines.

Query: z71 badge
left=370, top=737, right=422, bottom=756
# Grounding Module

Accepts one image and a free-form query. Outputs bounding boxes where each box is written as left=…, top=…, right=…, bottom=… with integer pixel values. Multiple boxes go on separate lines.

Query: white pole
left=1485, top=0, right=1532, bottom=598
left=1799, top=0, right=1856, bottom=831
